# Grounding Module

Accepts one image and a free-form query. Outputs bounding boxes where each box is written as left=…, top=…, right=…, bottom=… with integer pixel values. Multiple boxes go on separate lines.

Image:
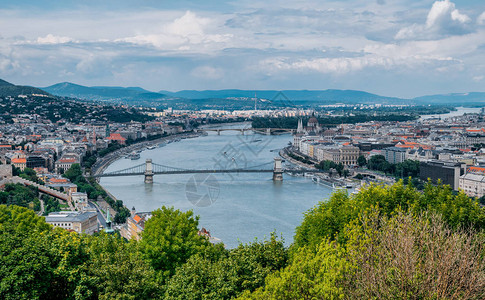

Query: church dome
left=308, top=116, right=318, bottom=126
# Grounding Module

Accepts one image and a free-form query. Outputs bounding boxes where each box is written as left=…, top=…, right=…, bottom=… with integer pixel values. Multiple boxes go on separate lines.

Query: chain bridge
left=94, top=158, right=325, bottom=183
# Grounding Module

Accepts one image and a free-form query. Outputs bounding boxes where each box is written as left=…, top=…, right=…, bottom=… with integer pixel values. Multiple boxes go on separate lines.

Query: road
left=89, top=201, right=107, bottom=228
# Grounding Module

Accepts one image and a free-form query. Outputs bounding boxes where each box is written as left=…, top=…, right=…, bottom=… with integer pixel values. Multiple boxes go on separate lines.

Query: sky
left=0, top=0, right=485, bottom=98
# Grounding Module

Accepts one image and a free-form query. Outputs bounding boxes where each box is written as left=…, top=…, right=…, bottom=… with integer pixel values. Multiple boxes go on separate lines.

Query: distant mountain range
left=413, top=92, right=485, bottom=104
left=0, top=79, right=51, bottom=98
left=159, top=89, right=405, bottom=104
left=0, top=79, right=484, bottom=107
left=42, top=82, right=167, bottom=102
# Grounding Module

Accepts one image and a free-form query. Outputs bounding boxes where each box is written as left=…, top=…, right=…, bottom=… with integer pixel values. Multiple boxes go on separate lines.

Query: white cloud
left=119, top=11, right=233, bottom=52
left=190, top=66, right=224, bottom=80
left=36, top=34, right=74, bottom=44
left=473, top=75, right=484, bottom=82
left=396, top=0, right=472, bottom=40
left=478, top=12, right=485, bottom=25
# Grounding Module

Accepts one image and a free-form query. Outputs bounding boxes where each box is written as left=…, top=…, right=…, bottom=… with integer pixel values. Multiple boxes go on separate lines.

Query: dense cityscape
left=2, top=0, right=485, bottom=298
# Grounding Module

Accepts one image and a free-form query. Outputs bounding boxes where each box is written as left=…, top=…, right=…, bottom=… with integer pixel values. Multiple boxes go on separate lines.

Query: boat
left=147, top=145, right=157, bottom=150
left=128, top=152, right=140, bottom=160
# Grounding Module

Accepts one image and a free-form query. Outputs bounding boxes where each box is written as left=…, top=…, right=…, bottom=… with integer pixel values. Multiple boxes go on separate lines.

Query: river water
left=100, top=123, right=333, bottom=248
left=419, top=106, right=481, bottom=120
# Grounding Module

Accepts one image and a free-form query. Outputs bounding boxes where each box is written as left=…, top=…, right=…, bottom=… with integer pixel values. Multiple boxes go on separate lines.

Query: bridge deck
left=95, top=168, right=325, bottom=177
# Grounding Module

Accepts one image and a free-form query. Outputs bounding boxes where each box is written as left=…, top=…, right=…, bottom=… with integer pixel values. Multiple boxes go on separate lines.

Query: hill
left=43, top=82, right=167, bottom=102
left=160, top=89, right=405, bottom=104
left=413, top=92, right=485, bottom=104
left=0, top=79, right=51, bottom=97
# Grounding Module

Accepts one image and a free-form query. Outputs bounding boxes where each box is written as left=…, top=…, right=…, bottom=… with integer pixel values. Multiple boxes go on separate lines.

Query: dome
left=308, top=117, right=318, bottom=127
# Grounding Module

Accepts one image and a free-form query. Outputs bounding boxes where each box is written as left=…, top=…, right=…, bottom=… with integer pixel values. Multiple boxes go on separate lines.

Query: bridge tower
left=273, top=157, right=283, bottom=181
left=266, top=128, right=271, bottom=135
left=145, top=159, right=154, bottom=184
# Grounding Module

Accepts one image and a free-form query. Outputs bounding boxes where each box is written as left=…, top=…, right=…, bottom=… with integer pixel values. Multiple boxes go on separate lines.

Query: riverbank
left=280, top=146, right=356, bottom=189
left=91, top=131, right=203, bottom=178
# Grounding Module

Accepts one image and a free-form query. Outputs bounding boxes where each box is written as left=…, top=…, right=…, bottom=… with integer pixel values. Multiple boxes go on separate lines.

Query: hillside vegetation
left=0, top=181, right=484, bottom=299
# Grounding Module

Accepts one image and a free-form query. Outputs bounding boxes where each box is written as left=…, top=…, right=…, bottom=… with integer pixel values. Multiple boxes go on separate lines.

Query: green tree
left=241, top=239, right=351, bottom=299
left=63, top=163, right=82, bottom=182
left=294, top=180, right=485, bottom=250
left=166, top=234, right=287, bottom=300
left=357, top=155, right=367, bottom=167
left=140, top=206, right=214, bottom=278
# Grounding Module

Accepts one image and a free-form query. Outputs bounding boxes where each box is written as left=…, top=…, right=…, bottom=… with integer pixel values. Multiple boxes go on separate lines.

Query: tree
left=85, top=233, right=161, bottom=299
left=165, top=234, right=287, bottom=300
left=63, top=164, right=82, bottom=182
left=293, top=180, right=485, bottom=250
left=139, top=206, right=214, bottom=278
left=357, top=155, right=367, bottom=167
left=343, top=210, right=485, bottom=299
left=242, top=239, right=350, bottom=299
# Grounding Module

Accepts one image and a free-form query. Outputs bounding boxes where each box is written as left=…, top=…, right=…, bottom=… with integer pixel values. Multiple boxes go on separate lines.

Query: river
left=100, top=123, right=333, bottom=248
left=419, top=106, right=482, bottom=120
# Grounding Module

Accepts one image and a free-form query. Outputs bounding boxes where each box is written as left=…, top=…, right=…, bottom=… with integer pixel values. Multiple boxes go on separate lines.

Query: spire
left=297, top=118, right=304, bottom=133
left=104, top=209, right=114, bottom=233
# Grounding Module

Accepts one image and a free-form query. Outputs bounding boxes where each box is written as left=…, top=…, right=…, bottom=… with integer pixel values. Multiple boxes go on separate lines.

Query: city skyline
left=1, top=0, right=485, bottom=98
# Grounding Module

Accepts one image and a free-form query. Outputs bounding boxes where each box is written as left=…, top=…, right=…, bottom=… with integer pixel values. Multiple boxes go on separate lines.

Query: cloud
left=190, top=66, right=224, bottom=80
left=118, top=11, right=233, bottom=52
left=395, top=0, right=472, bottom=40
left=36, top=34, right=74, bottom=44
left=473, top=75, right=484, bottom=82
left=478, top=12, right=485, bottom=25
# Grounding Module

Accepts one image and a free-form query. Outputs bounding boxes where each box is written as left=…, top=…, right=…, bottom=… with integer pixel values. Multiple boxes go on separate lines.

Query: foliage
left=357, top=155, right=366, bottom=167
left=252, top=114, right=417, bottom=129
left=0, top=183, right=40, bottom=211
left=241, top=239, right=350, bottom=299
left=41, top=194, right=60, bottom=215
left=166, top=234, right=287, bottom=300
left=64, top=164, right=130, bottom=223
left=98, top=141, right=124, bottom=157
left=287, top=152, right=314, bottom=165
left=140, top=206, right=214, bottom=278
left=0, top=205, right=160, bottom=300
left=244, top=210, right=485, bottom=300
left=343, top=210, right=485, bottom=299
left=367, top=155, right=420, bottom=178
left=294, top=180, right=485, bottom=250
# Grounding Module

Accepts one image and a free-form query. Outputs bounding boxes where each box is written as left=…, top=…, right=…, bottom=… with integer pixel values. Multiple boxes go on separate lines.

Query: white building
left=459, top=167, right=485, bottom=198
left=45, top=211, right=98, bottom=234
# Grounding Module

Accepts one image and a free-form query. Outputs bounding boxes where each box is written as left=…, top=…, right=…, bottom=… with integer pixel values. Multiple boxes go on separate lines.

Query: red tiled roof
left=468, top=166, right=485, bottom=174
left=12, top=158, right=26, bottom=164
left=107, top=133, right=126, bottom=141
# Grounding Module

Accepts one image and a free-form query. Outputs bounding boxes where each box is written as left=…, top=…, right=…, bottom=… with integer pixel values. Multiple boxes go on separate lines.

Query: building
left=384, top=147, right=407, bottom=164
left=120, top=212, right=152, bottom=241
left=419, top=160, right=465, bottom=190
left=70, top=192, right=89, bottom=211
left=459, top=166, right=485, bottom=198
left=11, top=157, right=27, bottom=171
left=55, top=157, right=78, bottom=173
left=45, top=211, right=98, bottom=234
left=106, top=133, right=127, bottom=145
left=0, top=165, right=12, bottom=180
left=314, top=145, right=360, bottom=165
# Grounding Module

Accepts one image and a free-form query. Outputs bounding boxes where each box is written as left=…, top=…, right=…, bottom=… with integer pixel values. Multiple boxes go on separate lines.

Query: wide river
left=100, top=123, right=333, bottom=248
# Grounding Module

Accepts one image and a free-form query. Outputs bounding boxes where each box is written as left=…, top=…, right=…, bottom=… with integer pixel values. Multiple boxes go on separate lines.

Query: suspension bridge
left=93, top=158, right=325, bottom=183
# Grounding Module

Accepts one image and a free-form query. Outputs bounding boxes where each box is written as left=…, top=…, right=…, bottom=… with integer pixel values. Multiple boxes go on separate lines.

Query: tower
left=104, top=209, right=114, bottom=234
left=297, top=118, right=304, bottom=133
left=144, top=159, right=154, bottom=184
left=273, top=157, right=283, bottom=181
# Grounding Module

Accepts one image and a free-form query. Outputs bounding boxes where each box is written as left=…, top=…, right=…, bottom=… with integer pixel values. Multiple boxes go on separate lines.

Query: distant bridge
left=196, top=128, right=295, bottom=135
left=94, top=158, right=325, bottom=183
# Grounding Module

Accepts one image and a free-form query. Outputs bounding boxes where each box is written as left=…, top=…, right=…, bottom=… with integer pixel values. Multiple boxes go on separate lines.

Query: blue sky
left=0, top=0, right=485, bottom=98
